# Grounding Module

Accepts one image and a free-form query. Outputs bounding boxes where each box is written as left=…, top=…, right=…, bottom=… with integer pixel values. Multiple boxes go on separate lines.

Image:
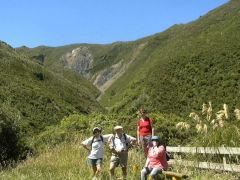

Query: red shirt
left=147, top=146, right=168, bottom=169
left=137, top=117, right=153, bottom=136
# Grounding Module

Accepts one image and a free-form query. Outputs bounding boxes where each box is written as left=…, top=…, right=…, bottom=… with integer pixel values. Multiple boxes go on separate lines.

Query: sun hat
left=114, top=126, right=123, bottom=131
left=151, top=136, right=160, bottom=141
left=93, top=127, right=101, bottom=132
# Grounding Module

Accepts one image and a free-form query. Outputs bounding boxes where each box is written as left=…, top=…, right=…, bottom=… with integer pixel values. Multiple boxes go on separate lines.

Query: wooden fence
left=166, top=146, right=240, bottom=173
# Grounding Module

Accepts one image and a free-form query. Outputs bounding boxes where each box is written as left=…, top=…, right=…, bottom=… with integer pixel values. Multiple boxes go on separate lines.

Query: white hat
left=93, top=127, right=101, bottom=132
left=114, top=126, right=123, bottom=131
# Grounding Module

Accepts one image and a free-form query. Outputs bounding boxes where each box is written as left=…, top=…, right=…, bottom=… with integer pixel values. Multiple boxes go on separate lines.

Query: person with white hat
left=109, top=125, right=136, bottom=180
left=81, top=127, right=113, bottom=180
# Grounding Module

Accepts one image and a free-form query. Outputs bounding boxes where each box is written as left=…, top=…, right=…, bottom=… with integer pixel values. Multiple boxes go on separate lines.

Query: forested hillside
left=0, top=41, right=103, bottom=162
left=100, top=0, right=240, bottom=115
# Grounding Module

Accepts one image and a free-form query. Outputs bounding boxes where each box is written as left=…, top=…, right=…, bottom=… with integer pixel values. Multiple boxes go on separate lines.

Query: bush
left=32, top=114, right=90, bottom=151
left=0, top=105, right=28, bottom=165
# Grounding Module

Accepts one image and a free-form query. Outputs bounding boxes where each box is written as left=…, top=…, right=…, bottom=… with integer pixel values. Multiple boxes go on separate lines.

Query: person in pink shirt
left=141, top=136, right=168, bottom=180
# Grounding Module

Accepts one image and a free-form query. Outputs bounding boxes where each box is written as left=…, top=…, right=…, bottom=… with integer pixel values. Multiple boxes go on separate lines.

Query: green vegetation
left=32, top=109, right=240, bottom=150
left=0, top=127, right=238, bottom=180
left=0, top=41, right=103, bottom=163
left=14, top=1, right=240, bottom=118
left=100, top=0, right=240, bottom=117
left=1, top=0, right=240, bottom=179
left=31, top=113, right=195, bottom=152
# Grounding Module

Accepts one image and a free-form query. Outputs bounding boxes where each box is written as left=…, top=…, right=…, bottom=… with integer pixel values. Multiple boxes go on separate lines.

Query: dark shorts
left=140, top=135, right=153, bottom=149
left=88, top=158, right=102, bottom=166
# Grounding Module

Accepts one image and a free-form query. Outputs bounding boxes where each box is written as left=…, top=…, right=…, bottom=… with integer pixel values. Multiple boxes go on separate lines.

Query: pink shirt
left=147, top=145, right=168, bottom=169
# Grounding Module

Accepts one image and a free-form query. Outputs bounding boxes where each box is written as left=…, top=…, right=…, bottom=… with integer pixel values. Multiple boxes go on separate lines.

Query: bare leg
left=92, top=166, right=97, bottom=175
left=95, top=164, right=102, bottom=176
left=109, top=164, right=115, bottom=179
left=144, top=148, right=149, bottom=158
left=92, top=166, right=97, bottom=179
left=122, top=167, right=127, bottom=180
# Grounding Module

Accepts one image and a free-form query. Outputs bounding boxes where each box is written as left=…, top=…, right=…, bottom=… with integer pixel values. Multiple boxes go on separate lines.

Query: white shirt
left=82, top=134, right=112, bottom=159
left=109, top=133, right=136, bottom=151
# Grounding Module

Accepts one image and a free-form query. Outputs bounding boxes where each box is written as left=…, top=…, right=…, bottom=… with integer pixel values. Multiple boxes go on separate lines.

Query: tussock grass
left=176, top=122, right=190, bottom=130
left=0, top=136, right=238, bottom=180
left=234, top=109, right=240, bottom=120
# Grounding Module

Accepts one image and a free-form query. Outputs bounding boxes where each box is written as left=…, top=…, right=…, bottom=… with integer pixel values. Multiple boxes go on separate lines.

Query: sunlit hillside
left=0, top=41, right=103, bottom=162
left=16, top=0, right=240, bottom=118
left=100, top=0, right=240, bottom=116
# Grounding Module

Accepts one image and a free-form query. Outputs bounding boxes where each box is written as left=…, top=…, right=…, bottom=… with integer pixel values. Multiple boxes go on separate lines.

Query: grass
left=0, top=135, right=238, bottom=180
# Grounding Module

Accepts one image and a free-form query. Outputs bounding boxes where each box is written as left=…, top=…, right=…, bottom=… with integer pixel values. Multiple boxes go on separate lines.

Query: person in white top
left=109, top=126, right=136, bottom=180
left=82, top=127, right=112, bottom=180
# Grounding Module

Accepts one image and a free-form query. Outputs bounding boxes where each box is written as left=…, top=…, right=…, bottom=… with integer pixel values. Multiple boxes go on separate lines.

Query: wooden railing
left=166, top=146, right=240, bottom=173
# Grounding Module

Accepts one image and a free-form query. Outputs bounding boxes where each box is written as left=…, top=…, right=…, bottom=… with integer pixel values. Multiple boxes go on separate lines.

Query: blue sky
left=0, top=0, right=229, bottom=48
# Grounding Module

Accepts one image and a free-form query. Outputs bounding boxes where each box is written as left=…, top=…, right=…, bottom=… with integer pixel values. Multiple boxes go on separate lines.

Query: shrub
left=0, top=105, right=28, bottom=165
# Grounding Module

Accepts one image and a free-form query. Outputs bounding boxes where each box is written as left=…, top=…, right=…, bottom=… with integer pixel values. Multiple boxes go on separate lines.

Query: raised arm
left=127, top=134, right=136, bottom=146
left=103, top=134, right=114, bottom=143
left=154, top=146, right=165, bottom=157
left=151, top=123, right=154, bottom=136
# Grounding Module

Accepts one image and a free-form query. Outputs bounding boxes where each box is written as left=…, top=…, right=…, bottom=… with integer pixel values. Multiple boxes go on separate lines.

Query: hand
left=130, top=141, right=135, bottom=146
left=115, top=149, right=122, bottom=154
left=138, top=141, right=142, bottom=146
left=107, top=134, right=114, bottom=143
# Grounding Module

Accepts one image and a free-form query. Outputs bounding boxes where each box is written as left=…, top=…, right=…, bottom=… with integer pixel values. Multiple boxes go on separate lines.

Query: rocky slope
left=60, top=46, right=93, bottom=79
left=17, top=42, right=144, bottom=95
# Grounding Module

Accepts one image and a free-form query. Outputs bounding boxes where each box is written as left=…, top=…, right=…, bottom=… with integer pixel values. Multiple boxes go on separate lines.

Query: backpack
left=166, top=151, right=174, bottom=161
left=112, top=133, right=129, bottom=150
left=91, top=135, right=103, bottom=147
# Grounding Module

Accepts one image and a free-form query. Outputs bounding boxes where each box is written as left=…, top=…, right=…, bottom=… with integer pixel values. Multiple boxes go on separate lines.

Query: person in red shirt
left=137, top=109, right=154, bottom=157
left=141, top=136, right=168, bottom=180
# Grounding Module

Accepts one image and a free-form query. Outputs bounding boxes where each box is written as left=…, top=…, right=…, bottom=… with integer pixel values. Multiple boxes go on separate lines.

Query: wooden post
left=223, top=156, right=227, bottom=165
left=178, top=145, right=182, bottom=160
left=222, top=145, right=227, bottom=170
left=223, top=155, right=227, bottom=171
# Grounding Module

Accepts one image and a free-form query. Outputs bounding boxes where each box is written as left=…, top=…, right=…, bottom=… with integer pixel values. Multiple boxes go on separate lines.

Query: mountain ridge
left=14, top=0, right=240, bottom=116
